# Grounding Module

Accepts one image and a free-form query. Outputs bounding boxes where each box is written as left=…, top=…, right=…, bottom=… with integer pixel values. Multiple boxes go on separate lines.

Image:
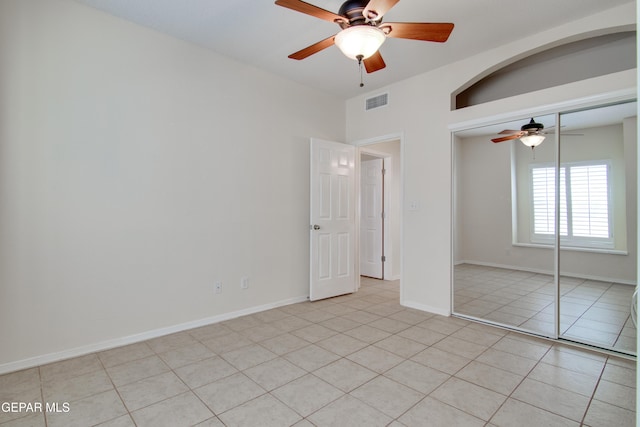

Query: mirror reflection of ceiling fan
left=275, top=0, right=454, bottom=84
left=491, top=118, right=582, bottom=149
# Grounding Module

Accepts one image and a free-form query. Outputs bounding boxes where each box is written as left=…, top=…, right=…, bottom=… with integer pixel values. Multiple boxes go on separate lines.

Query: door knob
left=312, top=224, right=321, bottom=230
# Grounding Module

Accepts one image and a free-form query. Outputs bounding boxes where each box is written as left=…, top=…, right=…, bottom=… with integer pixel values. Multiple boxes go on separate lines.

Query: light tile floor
left=454, top=264, right=637, bottom=355
left=0, top=277, right=636, bottom=426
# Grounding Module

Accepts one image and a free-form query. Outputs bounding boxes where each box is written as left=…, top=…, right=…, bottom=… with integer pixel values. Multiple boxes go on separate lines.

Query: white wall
left=346, top=3, right=636, bottom=315
left=0, top=0, right=345, bottom=372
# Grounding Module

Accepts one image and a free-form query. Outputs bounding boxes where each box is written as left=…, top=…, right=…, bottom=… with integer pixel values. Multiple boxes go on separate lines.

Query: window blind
left=530, top=162, right=611, bottom=246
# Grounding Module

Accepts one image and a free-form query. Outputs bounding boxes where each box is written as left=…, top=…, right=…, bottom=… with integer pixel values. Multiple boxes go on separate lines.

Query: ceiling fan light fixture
left=334, top=25, right=386, bottom=60
left=520, top=134, right=545, bottom=147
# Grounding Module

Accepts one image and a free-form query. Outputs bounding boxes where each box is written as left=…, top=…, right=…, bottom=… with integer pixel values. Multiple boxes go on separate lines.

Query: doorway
left=308, top=136, right=402, bottom=302
left=358, top=138, right=402, bottom=286
left=360, top=154, right=385, bottom=279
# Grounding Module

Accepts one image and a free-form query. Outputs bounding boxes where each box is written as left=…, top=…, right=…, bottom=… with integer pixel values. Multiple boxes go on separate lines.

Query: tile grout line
left=579, top=354, right=609, bottom=426
left=96, top=348, right=138, bottom=427
left=484, top=343, right=554, bottom=425
left=39, top=366, right=49, bottom=427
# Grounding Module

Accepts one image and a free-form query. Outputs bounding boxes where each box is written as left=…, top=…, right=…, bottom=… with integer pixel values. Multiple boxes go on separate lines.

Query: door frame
left=353, top=132, right=404, bottom=298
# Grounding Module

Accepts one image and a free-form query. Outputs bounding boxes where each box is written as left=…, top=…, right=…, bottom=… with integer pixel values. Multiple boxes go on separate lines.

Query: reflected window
left=511, top=107, right=631, bottom=253
left=530, top=161, right=612, bottom=248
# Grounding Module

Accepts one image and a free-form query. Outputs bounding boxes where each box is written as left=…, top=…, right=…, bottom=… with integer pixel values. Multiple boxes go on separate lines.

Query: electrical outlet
left=240, top=277, right=249, bottom=290
left=214, top=281, right=222, bottom=294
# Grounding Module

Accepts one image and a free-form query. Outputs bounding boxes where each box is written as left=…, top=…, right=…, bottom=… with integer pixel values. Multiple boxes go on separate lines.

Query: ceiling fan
left=275, top=0, right=454, bottom=80
left=491, top=118, right=583, bottom=151
left=491, top=118, right=549, bottom=148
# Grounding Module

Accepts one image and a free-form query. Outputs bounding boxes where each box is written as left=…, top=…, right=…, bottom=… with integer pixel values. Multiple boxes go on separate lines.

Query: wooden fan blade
left=498, top=129, right=521, bottom=135
left=491, top=133, right=523, bottom=143
left=364, top=51, right=386, bottom=73
left=363, top=0, right=400, bottom=20
left=288, top=34, right=336, bottom=60
left=381, top=22, right=454, bottom=42
left=275, top=0, right=347, bottom=24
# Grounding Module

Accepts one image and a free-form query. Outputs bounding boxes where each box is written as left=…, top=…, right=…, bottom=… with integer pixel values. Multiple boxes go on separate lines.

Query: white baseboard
left=0, top=295, right=308, bottom=375
left=401, top=300, right=451, bottom=317
left=457, top=260, right=637, bottom=286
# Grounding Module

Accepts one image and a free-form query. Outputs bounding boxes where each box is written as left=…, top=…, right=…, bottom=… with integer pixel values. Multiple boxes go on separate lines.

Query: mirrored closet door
left=452, top=100, right=637, bottom=356
left=557, top=102, right=637, bottom=354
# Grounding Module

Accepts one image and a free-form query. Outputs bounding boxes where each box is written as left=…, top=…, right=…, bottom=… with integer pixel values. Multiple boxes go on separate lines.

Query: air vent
left=365, top=93, right=388, bottom=111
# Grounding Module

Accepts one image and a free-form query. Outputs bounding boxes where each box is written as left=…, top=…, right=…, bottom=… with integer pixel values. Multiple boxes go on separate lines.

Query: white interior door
left=310, top=138, right=356, bottom=301
left=360, top=158, right=383, bottom=279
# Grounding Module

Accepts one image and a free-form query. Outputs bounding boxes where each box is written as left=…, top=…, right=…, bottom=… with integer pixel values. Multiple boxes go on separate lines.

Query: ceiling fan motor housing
left=338, top=0, right=377, bottom=28
left=521, top=118, right=544, bottom=133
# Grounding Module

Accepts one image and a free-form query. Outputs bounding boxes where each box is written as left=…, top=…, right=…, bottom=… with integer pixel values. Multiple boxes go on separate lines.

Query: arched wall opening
left=453, top=29, right=636, bottom=110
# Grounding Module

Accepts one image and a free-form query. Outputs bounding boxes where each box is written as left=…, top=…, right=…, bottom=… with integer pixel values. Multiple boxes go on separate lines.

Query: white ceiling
left=73, top=0, right=633, bottom=99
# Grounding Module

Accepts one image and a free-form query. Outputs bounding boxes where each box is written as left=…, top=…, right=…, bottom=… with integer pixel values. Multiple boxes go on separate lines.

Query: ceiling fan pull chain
left=357, top=54, right=364, bottom=87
